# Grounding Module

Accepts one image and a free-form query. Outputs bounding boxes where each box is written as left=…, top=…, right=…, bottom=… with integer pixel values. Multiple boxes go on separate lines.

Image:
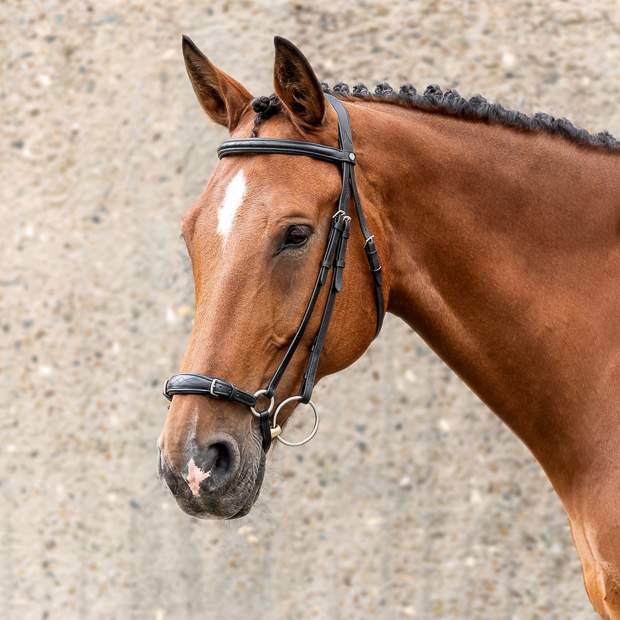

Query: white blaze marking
left=217, top=170, right=246, bottom=242
left=184, top=405, right=199, bottom=452
left=186, top=458, right=211, bottom=496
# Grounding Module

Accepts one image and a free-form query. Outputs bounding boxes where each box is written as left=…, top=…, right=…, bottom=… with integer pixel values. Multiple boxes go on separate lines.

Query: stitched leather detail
left=218, top=139, right=355, bottom=165
left=163, top=373, right=257, bottom=408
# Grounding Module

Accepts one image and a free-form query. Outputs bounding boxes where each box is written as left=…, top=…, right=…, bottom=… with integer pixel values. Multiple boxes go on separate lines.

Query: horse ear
left=273, top=36, right=326, bottom=129
left=182, top=35, right=253, bottom=132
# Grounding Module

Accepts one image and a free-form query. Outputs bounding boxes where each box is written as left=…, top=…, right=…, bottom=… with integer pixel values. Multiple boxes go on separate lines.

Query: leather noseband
left=164, top=94, right=384, bottom=452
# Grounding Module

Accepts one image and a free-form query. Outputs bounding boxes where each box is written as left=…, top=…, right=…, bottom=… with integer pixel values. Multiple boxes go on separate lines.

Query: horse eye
left=284, top=226, right=309, bottom=247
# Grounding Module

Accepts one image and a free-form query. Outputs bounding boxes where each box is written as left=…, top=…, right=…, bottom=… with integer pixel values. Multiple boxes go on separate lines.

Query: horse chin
left=159, top=449, right=266, bottom=520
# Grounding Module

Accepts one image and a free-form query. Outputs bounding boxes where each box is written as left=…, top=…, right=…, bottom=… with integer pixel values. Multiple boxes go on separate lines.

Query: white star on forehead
left=217, top=170, right=247, bottom=243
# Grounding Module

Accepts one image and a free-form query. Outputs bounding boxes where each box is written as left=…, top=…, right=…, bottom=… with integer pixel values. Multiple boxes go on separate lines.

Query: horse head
left=157, top=36, right=387, bottom=519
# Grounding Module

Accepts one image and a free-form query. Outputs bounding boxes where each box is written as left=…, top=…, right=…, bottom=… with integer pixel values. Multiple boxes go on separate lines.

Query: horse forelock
left=250, top=94, right=284, bottom=137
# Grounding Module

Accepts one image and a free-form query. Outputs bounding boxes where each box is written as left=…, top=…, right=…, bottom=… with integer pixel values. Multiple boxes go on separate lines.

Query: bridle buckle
left=210, top=379, right=219, bottom=398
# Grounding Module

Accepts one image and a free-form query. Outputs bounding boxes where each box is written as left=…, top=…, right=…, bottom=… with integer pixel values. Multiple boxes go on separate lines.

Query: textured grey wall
left=2, top=1, right=619, bottom=619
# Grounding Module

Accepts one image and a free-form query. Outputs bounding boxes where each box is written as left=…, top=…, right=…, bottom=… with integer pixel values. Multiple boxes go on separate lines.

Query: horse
left=157, top=35, right=620, bottom=619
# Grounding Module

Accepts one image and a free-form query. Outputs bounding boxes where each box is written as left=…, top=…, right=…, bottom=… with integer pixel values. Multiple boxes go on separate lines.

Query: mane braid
left=252, top=81, right=620, bottom=151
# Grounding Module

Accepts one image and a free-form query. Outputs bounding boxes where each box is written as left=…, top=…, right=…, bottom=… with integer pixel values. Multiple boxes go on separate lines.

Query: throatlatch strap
left=350, top=173, right=384, bottom=337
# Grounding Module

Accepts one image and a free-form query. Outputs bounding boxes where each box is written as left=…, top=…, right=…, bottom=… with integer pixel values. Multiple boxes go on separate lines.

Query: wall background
left=2, top=1, right=619, bottom=619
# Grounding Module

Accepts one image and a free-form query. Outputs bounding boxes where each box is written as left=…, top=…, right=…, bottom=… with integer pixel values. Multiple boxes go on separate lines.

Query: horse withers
left=157, top=36, right=620, bottom=620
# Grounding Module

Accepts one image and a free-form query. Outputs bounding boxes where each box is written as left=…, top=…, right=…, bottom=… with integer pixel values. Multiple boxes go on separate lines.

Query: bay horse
left=157, top=35, right=620, bottom=619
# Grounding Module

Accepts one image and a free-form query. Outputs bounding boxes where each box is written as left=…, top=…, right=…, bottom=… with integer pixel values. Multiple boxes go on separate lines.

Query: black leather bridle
left=163, top=94, right=384, bottom=452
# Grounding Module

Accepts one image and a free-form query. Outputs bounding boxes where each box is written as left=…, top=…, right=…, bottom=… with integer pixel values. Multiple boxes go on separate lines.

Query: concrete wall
left=2, top=1, right=619, bottom=618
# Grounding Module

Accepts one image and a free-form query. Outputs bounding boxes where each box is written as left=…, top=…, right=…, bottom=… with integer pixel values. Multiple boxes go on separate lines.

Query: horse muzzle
left=157, top=432, right=266, bottom=519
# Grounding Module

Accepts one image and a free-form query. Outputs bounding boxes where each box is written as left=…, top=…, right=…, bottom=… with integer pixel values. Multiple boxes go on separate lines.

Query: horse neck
left=354, top=101, right=620, bottom=496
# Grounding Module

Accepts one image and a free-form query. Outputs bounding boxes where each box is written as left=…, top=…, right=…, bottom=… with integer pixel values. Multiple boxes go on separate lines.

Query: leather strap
left=264, top=211, right=346, bottom=399
left=325, top=94, right=384, bottom=338
left=299, top=216, right=351, bottom=403
left=163, top=373, right=257, bottom=408
left=258, top=410, right=272, bottom=453
left=218, top=138, right=355, bottom=166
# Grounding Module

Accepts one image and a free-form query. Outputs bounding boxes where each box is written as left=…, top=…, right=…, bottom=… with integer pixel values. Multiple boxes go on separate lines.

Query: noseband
left=163, top=94, right=384, bottom=452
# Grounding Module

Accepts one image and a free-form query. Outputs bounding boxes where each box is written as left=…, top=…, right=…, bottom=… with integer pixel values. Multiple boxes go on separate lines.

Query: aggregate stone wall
left=2, top=1, right=619, bottom=619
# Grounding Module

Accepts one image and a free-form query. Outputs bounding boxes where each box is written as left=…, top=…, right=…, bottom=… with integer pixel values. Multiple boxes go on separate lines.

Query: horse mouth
left=228, top=462, right=265, bottom=519
left=157, top=448, right=266, bottom=520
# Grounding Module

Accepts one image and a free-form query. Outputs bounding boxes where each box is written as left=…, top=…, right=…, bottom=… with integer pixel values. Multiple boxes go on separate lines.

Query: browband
left=218, top=138, right=356, bottom=165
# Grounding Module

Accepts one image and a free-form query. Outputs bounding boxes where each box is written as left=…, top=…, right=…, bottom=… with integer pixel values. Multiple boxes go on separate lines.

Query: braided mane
left=251, top=82, right=619, bottom=150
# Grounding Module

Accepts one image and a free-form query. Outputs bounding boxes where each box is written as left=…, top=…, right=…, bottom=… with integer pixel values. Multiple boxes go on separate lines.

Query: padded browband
left=218, top=138, right=356, bottom=165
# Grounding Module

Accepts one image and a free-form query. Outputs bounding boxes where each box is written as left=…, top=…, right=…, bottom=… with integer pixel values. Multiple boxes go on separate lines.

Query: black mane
left=251, top=82, right=619, bottom=150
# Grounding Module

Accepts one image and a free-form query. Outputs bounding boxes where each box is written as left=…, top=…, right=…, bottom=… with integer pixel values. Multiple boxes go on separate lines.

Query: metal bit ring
left=272, top=396, right=320, bottom=446
left=250, top=389, right=275, bottom=417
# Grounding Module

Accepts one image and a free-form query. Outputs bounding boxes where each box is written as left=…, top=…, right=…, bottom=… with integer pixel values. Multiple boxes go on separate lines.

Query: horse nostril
left=188, top=435, right=241, bottom=495
left=204, top=439, right=239, bottom=489
left=210, top=442, right=231, bottom=477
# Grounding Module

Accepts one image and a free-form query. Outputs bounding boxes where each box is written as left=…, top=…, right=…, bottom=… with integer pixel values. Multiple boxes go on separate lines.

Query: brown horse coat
left=158, top=36, right=620, bottom=619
